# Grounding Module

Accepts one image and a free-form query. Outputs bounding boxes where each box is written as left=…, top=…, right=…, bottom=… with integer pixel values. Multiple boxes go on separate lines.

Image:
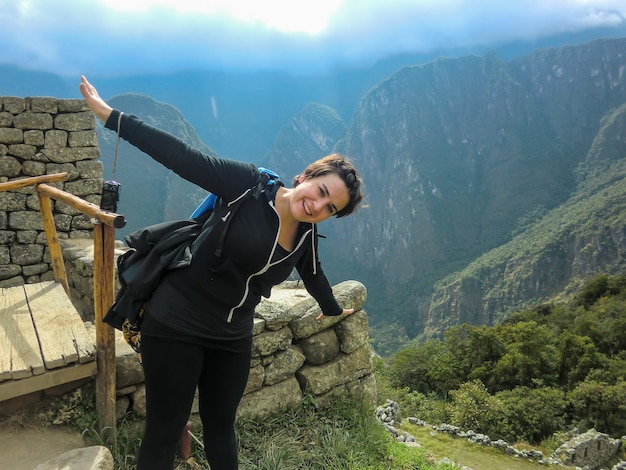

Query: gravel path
left=0, top=425, right=86, bottom=469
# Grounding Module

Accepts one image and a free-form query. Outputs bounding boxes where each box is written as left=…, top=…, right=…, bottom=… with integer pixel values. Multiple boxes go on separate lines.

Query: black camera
left=100, top=180, right=121, bottom=212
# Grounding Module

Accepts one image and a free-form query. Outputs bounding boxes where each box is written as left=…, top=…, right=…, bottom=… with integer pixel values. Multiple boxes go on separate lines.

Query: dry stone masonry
left=62, top=238, right=375, bottom=420
left=552, top=428, right=624, bottom=469
left=104, top=278, right=376, bottom=420
left=0, top=96, right=103, bottom=288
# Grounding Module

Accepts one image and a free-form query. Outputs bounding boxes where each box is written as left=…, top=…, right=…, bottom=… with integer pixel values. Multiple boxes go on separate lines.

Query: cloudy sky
left=2, top=0, right=626, bottom=77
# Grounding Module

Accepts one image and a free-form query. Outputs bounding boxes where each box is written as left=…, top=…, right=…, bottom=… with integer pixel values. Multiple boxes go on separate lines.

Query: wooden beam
left=37, top=192, right=70, bottom=296
left=0, top=362, right=97, bottom=402
left=38, top=184, right=126, bottom=229
left=93, top=222, right=117, bottom=437
left=0, top=173, right=68, bottom=191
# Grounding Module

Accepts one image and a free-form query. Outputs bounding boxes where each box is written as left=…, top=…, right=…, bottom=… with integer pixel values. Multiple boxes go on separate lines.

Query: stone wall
left=240, top=280, right=375, bottom=417
left=62, top=239, right=375, bottom=419
left=377, top=400, right=624, bottom=470
left=0, top=96, right=103, bottom=288
left=552, top=428, right=623, bottom=469
left=117, top=279, right=374, bottom=420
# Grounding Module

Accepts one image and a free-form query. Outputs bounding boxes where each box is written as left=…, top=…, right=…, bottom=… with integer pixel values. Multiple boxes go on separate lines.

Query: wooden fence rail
left=0, top=173, right=125, bottom=435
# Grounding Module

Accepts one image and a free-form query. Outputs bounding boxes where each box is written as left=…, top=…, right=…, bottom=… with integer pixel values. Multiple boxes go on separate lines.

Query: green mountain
left=315, top=38, right=626, bottom=342
left=93, top=38, right=626, bottom=347
left=425, top=102, right=626, bottom=338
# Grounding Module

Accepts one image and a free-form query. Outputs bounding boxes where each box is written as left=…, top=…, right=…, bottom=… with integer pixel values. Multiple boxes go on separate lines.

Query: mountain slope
left=83, top=38, right=626, bottom=343
left=423, top=103, right=626, bottom=337
left=319, top=38, right=626, bottom=339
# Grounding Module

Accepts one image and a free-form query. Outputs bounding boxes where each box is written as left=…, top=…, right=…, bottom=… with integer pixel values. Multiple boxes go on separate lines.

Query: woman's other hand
left=316, top=308, right=355, bottom=321
left=79, top=75, right=113, bottom=122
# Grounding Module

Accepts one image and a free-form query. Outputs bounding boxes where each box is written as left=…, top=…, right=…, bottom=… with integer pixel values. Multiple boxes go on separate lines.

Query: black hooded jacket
left=105, top=110, right=342, bottom=342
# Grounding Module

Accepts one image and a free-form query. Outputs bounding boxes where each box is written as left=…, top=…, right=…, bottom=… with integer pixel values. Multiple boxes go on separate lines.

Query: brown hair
left=293, top=153, right=363, bottom=218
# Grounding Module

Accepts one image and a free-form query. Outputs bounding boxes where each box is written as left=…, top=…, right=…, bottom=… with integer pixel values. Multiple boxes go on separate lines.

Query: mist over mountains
left=3, top=36, right=625, bottom=349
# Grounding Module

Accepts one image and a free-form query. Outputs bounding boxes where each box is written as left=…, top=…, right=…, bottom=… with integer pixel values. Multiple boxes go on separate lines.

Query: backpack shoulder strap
left=253, top=167, right=282, bottom=199
left=201, top=167, right=282, bottom=258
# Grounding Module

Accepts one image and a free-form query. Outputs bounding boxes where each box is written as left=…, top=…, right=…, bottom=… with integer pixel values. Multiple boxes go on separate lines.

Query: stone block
left=35, top=446, right=113, bottom=470
left=252, top=326, right=293, bottom=357
left=296, top=344, right=373, bottom=396
left=30, top=97, right=58, bottom=114
left=264, top=346, right=306, bottom=386
left=297, top=328, right=340, bottom=365
left=335, top=309, right=369, bottom=353
left=237, top=376, right=302, bottom=419
left=2, top=97, right=26, bottom=114
left=13, top=112, right=54, bottom=130
left=244, top=363, right=265, bottom=395
left=54, top=111, right=95, bottom=132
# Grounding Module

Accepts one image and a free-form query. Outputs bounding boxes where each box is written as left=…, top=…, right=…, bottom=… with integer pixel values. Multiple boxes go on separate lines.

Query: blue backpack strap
left=258, top=167, right=280, bottom=182
left=190, top=167, right=281, bottom=219
left=189, top=168, right=282, bottom=259
left=252, top=167, right=282, bottom=199
left=189, top=192, right=217, bottom=219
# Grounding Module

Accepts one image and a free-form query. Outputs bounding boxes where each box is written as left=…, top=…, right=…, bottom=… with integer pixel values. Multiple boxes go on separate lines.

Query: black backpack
left=104, top=168, right=281, bottom=354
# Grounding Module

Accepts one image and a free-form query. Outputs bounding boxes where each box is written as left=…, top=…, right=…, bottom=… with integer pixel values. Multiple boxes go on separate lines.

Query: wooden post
left=93, top=222, right=117, bottom=440
left=37, top=191, right=70, bottom=296
left=1, top=173, right=125, bottom=436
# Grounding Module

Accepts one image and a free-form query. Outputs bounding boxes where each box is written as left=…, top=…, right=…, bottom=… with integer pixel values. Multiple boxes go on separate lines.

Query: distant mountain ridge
left=92, top=37, right=626, bottom=344
left=325, top=37, right=626, bottom=341
left=4, top=36, right=625, bottom=346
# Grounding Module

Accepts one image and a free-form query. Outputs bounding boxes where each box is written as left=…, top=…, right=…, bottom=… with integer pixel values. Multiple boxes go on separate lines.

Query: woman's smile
left=291, top=173, right=350, bottom=223
left=303, top=200, right=312, bottom=216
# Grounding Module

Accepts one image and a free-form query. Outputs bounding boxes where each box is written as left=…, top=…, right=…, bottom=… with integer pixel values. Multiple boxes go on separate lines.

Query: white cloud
left=1, top=0, right=624, bottom=76
left=98, top=0, right=341, bottom=33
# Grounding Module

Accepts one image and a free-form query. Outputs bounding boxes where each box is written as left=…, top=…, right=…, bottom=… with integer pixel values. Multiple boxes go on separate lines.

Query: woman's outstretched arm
left=79, top=75, right=113, bottom=122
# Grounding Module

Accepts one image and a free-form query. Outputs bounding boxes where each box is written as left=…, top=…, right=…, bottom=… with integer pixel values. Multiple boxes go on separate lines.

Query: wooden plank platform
left=0, top=281, right=97, bottom=402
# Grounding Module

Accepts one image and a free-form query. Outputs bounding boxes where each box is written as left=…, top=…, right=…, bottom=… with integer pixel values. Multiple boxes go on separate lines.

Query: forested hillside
left=379, top=273, right=626, bottom=444
left=423, top=102, right=626, bottom=340
left=321, top=38, right=626, bottom=347
left=92, top=38, right=626, bottom=352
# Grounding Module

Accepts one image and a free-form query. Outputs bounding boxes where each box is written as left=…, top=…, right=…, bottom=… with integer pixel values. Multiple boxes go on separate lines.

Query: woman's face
left=290, top=173, right=350, bottom=223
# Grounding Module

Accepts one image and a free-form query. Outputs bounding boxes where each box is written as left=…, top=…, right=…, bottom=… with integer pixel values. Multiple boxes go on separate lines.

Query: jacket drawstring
left=226, top=208, right=317, bottom=323
left=311, top=223, right=317, bottom=275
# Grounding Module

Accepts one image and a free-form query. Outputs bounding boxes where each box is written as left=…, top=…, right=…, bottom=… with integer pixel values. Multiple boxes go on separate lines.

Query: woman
left=79, top=76, right=363, bottom=469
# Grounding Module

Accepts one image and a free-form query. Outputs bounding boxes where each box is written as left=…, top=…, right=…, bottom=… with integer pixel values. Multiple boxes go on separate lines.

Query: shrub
left=495, top=386, right=568, bottom=444
left=448, top=380, right=504, bottom=437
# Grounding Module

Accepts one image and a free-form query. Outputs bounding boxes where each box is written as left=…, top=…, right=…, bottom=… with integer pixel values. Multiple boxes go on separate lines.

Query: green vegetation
left=425, top=156, right=626, bottom=338
left=383, top=273, right=626, bottom=446
left=402, top=423, right=568, bottom=470
left=9, top=274, right=626, bottom=468
left=15, top=387, right=457, bottom=469
left=234, top=398, right=436, bottom=470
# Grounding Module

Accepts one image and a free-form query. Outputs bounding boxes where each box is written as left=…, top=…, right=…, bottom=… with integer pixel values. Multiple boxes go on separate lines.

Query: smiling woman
left=79, top=75, right=363, bottom=470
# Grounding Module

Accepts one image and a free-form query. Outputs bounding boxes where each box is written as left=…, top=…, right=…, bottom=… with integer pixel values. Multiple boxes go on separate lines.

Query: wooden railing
left=0, top=173, right=125, bottom=435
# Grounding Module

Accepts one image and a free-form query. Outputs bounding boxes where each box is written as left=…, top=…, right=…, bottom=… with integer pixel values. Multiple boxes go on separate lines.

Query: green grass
left=182, top=397, right=443, bottom=470
left=401, top=423, right=577, bottom=470
left=9, top=385, right=606, bottom=470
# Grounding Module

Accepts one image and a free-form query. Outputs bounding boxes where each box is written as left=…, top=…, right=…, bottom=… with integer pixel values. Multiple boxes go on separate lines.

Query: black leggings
left=137, top=334, right=251, bottom=470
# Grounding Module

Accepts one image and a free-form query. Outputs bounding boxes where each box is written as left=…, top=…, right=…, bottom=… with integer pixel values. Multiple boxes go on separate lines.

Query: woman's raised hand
left=79, top=75, right=113, bottom=123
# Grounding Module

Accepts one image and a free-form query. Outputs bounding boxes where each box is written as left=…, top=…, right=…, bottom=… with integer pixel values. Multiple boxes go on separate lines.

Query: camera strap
left=112, top=112, right=123, bottom=174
